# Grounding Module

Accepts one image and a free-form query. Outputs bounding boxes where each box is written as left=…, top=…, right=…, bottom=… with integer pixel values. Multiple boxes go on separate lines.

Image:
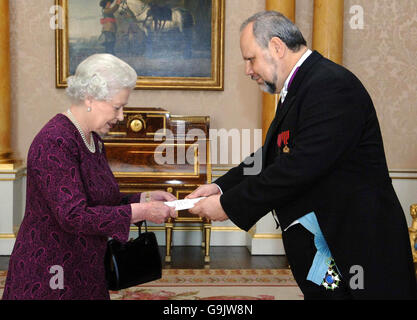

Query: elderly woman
left=2, top=54, right=177, bottom=300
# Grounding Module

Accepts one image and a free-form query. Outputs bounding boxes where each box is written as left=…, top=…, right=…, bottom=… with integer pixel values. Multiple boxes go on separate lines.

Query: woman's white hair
left=66, top=53, right=137, bottom=102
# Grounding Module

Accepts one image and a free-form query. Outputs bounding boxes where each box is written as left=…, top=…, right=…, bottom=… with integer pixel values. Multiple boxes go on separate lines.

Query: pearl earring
left=87, top=107, right=91, bottom=112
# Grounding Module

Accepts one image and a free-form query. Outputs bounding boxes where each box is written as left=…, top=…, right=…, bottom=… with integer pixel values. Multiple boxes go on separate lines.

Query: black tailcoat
left=216, top=51, right=417, bottom=299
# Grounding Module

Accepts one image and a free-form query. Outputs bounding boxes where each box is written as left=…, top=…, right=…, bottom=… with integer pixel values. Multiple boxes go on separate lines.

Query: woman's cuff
left=126, top=192, right=142, bottom=204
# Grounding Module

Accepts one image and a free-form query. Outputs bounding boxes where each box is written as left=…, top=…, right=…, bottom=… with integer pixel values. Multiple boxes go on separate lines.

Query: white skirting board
left=0, top=166, right=26, bottom=255
left=390, top=171, right=417, bottom=227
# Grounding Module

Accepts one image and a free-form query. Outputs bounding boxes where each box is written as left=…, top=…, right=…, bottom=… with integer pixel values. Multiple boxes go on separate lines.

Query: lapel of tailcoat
left=262, top=51, right=323, bottom=168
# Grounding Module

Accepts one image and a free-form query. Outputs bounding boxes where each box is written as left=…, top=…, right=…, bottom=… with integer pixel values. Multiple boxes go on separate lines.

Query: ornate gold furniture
left=409, top=204, right=417, bottom=266
left=103, top=107, right=212, bottom=263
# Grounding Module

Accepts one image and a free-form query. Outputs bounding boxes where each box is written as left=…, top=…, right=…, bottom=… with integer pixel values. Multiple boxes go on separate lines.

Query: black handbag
left=104, top=221, right=162, bottom=290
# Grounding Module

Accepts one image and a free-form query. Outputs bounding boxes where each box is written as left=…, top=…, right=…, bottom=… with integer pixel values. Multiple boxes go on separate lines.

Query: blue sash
left=298, top=212, right=334, bottom=285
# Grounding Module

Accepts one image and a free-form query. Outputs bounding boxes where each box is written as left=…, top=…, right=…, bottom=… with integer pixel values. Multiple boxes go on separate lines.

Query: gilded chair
left=409, top=204, right=417, bottom=271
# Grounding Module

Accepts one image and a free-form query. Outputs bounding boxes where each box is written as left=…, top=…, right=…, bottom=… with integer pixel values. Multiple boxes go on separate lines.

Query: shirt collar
left=280, top=49, right=312, bottom=103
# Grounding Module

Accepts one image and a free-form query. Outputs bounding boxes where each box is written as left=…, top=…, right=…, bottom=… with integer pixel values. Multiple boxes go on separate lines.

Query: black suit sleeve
left=215, top=148, right=262, bottom=192
left=220, top=77, right=369, bottom=231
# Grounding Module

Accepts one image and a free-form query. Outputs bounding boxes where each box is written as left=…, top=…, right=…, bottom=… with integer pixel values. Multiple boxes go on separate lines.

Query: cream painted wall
left=342, top=0, right=417, bottom=170
left=8, top=0, right=417, bottom=170
left=295, top=0, right=417, bottom=169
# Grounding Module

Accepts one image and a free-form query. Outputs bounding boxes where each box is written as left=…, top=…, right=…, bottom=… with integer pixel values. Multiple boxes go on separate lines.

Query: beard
left=260, top=80, right=277, bottom=94
left=258, top=52, right=279, bottom=94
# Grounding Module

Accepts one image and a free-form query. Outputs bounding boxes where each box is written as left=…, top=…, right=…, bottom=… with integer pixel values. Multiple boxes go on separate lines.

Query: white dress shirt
left=280, top=49, right=312, bottom=104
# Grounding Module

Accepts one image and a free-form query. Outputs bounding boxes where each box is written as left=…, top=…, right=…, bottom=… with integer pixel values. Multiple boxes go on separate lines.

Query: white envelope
left=164, top=197, right=207, bottom=211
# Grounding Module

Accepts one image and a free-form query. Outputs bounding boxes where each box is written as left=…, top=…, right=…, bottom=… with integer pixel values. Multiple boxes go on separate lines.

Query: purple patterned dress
left=2, top=114, right=140, bottom=300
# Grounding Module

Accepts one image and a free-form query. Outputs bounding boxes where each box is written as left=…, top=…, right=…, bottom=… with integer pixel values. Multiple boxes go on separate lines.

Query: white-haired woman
left=2, top=54, right=177, bottom=300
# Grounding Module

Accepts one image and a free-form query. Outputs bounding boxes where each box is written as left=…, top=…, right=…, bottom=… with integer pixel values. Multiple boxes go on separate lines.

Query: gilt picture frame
left=55, top=0, right=224, bottom=90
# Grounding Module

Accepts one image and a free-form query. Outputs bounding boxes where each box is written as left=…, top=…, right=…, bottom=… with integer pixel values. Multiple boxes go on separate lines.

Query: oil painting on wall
left=56, top=0, right=224, bottom=90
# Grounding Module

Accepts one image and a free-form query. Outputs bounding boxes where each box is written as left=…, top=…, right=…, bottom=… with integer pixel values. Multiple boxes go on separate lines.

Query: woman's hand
left=131, top=190, right=177, bottom=224
left=130, top=201, right=177, bottom=224
left=140, top=190, right=177, bottom=203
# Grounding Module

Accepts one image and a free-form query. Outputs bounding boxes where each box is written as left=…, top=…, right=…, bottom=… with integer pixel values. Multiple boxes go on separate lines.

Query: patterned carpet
left=0, top=269, right=304, bottom=300
left=111, top=269, right=303, bottom=300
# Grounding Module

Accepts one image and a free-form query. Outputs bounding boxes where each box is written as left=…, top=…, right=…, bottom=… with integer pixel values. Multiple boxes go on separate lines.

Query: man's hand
left=188, top=195, right=228, bottom=221
left=185, top=184, right=221, bottom=199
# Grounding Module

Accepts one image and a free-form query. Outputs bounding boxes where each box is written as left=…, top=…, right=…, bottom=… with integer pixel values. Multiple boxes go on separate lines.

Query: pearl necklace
left=66, top=109, right=96, bottom=153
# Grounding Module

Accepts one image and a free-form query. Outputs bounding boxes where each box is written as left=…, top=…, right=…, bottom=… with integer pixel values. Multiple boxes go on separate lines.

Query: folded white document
left=164, top=197, right=206, bottom=211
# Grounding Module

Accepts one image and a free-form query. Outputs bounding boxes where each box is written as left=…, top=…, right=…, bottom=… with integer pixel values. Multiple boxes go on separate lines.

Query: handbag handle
left=134, top=220, right=148, bottom=236
left=107, top=220, right=150, bottom=290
